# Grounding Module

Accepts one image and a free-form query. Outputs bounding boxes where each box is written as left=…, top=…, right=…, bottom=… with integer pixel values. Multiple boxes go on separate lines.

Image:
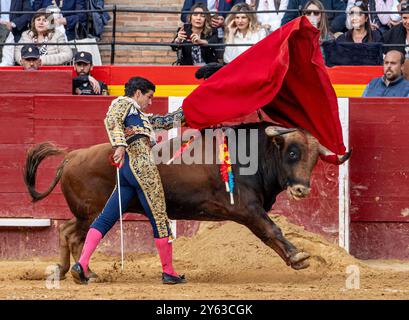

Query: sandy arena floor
left=1, top=215, right=409, bottom=300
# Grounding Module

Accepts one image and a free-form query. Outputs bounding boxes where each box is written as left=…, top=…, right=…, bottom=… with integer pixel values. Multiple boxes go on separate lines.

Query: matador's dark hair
left=125, top=77, right=156, bottom=97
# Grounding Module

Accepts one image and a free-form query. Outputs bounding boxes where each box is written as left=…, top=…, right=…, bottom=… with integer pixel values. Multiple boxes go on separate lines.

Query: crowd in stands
left=173, top=0, right=409, bottom=67
left=3, top=0, right=409, bottom=96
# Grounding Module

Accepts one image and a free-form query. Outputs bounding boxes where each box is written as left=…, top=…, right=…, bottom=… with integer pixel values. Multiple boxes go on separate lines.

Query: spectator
left=0, top=0, right=32, bottom=41
left=303, top=0, right=334, bottom=40
left=173, top=3, right=219, bottom=65
left=246, top=0, right=289, bottom=32
left=72, top=51, right=108, bottom=95
left=15, top=9, right=73, bottom=65
left=20, top=44, right=42, bottom=70
left=359, top=0, right=401, bottom=33
left=281, top=0, right=347, bottom=34
left=223, top=2, right=268, bottom=63
left=383, top=1, right=409, bottom=56
left=0, top=0, right=33, bottom=66
left=181, top=0, right=245, bottom=28
left=336, top=1, right=383, bottom=43
left=362, top=50, right=409, bottom=96
left=33, top=0, right=87, bottom=41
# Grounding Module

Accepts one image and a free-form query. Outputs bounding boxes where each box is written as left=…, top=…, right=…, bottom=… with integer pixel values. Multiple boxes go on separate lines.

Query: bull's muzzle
left=287, top=184, right=311, bottom=200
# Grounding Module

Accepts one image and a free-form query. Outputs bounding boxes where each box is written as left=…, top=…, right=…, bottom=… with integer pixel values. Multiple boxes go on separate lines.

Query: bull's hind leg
left=240, top=207, right=310, bottom=270
left=57, top=218, right=77, bottom=279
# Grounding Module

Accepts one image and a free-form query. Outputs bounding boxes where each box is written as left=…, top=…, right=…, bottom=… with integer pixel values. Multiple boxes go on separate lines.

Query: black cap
left=74, top=51, right=93, bottom=64
left=21, top=44, right=40, bottom=59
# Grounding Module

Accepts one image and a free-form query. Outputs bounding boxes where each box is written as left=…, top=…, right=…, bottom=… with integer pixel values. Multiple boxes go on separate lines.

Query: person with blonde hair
left=15, top=8, right=73, bottom=66
left=223, top=3, right=268, bottom=63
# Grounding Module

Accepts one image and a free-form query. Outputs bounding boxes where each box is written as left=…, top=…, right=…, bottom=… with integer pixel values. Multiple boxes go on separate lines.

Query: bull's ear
left=265, top=126, right=297, bottom=137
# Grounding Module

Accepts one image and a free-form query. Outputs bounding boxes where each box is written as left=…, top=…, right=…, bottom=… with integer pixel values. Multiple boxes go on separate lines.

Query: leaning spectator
left=281, top=0, right=347, bottom=33
left=336, top=2, right=383, bottom=43
left=246, top=0, right=289, bottom=32
left=173, top=3, right=219, bottom=65
left=33, top=0, right=87, bottom=41
left=383, top=1, right=409, bottom=56
left=20, top=44, right=42, bottom=70
left=223, top=3, right=268, bottom=63
left=363, top=50, right=409, bottom=96
left=15, top=9, right=73, bottom=66
left=72, top=51, right=108, bottom=95
left=181, top=0, right=245, bottom=28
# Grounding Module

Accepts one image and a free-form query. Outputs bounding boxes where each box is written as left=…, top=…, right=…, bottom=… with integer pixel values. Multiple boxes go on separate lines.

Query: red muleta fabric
left=182, top=16, right=347, bottom=160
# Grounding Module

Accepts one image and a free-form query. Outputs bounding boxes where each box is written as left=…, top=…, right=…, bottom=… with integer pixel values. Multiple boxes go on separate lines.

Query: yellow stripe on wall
left=108, top=84, right=366, bottom=98
left=108, top=85, right=199, bottom=97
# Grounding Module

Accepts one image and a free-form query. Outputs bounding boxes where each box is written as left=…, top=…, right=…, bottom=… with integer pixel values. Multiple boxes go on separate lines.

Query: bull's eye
left=289, top=151, right=297, bottom=160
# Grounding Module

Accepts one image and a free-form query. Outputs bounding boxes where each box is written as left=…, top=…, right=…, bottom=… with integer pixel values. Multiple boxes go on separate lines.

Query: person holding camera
left=172, top=2, right=219, bottom=65
left=72, top=51, right=108, bottom=95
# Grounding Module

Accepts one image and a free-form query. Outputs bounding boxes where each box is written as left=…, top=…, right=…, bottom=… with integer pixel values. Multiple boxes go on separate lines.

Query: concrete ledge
left=0, top=219, right=51, bottom=227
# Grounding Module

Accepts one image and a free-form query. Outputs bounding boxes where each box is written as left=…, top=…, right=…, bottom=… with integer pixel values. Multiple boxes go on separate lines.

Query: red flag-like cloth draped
left=182, top=16, right=346, bottom=156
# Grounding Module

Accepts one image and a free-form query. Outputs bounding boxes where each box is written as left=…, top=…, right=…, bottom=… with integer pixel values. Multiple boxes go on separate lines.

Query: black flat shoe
left=71, top=262, right=89, bottom=285
left=162, top=272, right=187, bottom=285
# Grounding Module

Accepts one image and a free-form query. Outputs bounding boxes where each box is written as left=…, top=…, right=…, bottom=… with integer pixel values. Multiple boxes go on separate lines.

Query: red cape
left=182, top=16, right=346, bottom=156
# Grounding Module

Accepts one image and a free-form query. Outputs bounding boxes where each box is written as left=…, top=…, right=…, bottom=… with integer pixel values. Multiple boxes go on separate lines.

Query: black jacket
left=383, top=24, right=407, bottom=55
left=172, top=26, right=219, bottom=65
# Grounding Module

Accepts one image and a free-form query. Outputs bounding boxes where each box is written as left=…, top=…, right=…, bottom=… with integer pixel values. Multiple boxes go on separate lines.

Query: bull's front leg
left=240, top=206, right=310, bottom=270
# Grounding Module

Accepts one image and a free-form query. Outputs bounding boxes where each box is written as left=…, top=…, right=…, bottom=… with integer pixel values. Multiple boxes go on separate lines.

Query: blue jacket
left=3, top=0, right=33, bottom=42
left=281, top=0, right=347, bottom=33
left=181, top=0, right=245, bottom=22
left=362, top=76, right=409, bottom=97
left=33, top=0, right=87, bottom=41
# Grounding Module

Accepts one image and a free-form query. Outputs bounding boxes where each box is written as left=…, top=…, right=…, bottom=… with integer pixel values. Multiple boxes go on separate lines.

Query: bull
left=23, top=122, right=350, bottom=280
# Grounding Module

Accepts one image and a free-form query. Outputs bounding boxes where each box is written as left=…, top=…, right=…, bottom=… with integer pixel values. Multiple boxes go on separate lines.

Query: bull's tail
left=24, top=142, right=68, bottom=202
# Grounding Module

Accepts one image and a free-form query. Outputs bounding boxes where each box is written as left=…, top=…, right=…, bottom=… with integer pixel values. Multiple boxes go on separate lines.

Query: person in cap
left=20, top=44, right=42, bottom=70
left=72, top=51, right=108, bottom=95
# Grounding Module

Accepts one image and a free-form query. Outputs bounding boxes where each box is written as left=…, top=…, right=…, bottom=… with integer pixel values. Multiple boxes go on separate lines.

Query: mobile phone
left=183, top=23, right=192, bottom=40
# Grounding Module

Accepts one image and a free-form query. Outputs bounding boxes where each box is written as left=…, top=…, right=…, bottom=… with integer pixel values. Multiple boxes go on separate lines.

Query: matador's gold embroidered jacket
left=104, top=96, right=185, bottom=147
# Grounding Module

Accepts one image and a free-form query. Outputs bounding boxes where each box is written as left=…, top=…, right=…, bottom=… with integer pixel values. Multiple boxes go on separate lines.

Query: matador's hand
left=113, top=146, right=125, bottom=168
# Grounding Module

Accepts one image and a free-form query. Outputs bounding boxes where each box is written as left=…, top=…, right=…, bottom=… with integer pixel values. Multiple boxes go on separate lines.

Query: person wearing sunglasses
left=281, top=0, right=347, bottom=33
left=336, top=1, right=383, bottom=43
left=383, top=1, right=409, bottom=57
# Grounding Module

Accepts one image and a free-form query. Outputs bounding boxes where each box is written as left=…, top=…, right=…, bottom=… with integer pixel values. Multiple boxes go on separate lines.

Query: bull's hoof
left=55, top=264, right=67, bottom=280
left=289, top=251, right=310, bottom=270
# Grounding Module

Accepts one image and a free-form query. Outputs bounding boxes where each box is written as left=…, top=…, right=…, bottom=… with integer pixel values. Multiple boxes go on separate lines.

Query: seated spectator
left=362, top=50, right=409, bottom=96
left=173, top=3, right=219, bottom=65
left=33, top=0, right=87, bottom=41
left=246, top=0, right=289, bottom=32
left=72, top=51, right=108, bottom=95
left=302, top=0, right=334, bottom=59
left=303, top=0, right=334, bottom=41
left=181, top=0, right=245, bottom=28
left=0, top=0, right=32, bottom=42
left=0, top=0, right=33, bottom=66
left=223, top=3, right=268, bottom=63
left=383, top=2, right=409, bottom=57
left=15, top=9, right=73, bottom=66
left=281, top=0, right=347, bottom=34
left=336, top=2, right=383, bottom=43
left=20, top=44, right=42, bottom=70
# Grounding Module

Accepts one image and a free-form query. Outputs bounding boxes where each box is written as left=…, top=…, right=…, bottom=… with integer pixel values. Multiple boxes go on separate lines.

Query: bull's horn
left=265, top=126, right=297, bottom=137
left=318, top=143, right=353, bottom=165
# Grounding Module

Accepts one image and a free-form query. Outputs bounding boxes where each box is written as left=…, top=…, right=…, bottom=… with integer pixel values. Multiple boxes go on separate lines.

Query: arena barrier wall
left=1, top=67, right=408, bottom=260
